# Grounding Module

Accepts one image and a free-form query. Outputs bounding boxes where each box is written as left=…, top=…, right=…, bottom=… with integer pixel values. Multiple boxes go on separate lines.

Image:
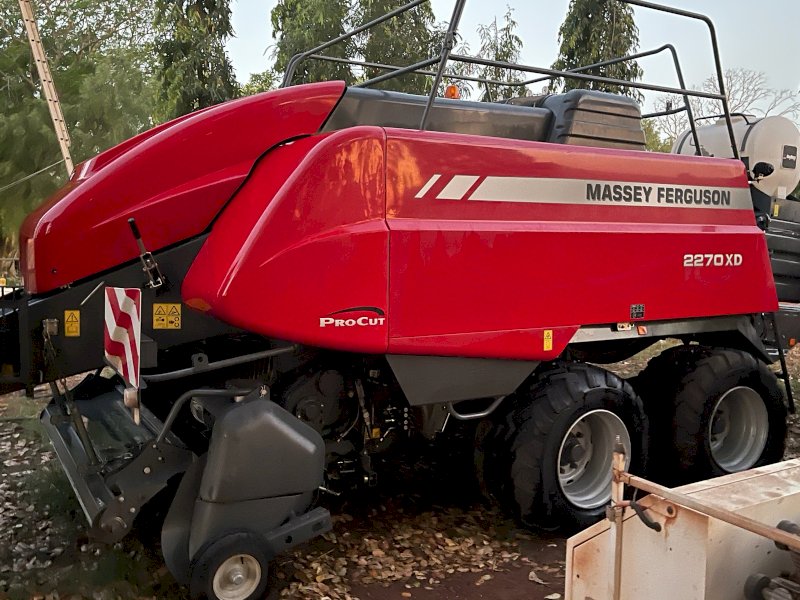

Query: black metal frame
left=0, top=286, right=31, bottom=394
left=280, top=0, right=739, bottom=159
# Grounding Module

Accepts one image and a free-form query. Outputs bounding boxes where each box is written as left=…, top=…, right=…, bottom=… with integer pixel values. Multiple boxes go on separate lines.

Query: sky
left=227, top=0, right=800, bottom=112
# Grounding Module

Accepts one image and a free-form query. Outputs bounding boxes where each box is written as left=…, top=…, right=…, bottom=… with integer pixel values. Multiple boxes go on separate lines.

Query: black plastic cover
left=199, top=399, right=324, bottom=503
left=541, top=89, right=646, bottom=151
left=323, top=87, right=552, bottom=142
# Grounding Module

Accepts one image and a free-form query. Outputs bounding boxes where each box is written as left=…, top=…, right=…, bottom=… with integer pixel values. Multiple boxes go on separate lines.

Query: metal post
left=419, top=0, right=467, bottom=131
left=610, top=438, right=626, bottom=600
left=18, top=0, right=73, bottom=177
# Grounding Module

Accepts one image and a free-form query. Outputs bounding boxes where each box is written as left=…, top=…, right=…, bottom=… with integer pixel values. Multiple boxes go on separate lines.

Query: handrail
left=419, top=0, right=467, bottom=130
left=280, top=0, right=737, bottom=158
left=517, top=43, right=700, bottom=154
left=620, top=0, right=737, bottom=158
left=281, top=0, right=428, bottom=87
left=448, top=54, right=726, bottom=102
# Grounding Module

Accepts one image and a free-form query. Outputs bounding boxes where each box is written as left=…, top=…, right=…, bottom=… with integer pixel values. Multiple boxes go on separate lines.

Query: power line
left=0, top=159, right=65, bottom=195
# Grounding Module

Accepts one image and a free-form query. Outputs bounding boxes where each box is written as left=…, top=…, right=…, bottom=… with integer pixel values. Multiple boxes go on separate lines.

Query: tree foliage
left=654, top=68, right=800, bottom=144
left=155, top=0, right=238, bottom=119
left=551, top=0, right=643, bottom=97
left=241, top=69, right=279, bottom=96
left=474, top=7, right=526, bottom=102
left=0, top=0, right=157, bottom=251
left=354, top=0, right=437, bottom=94
left=641, top=119, right=671, bottom=153
left=271, top=0, right=354, bottom=85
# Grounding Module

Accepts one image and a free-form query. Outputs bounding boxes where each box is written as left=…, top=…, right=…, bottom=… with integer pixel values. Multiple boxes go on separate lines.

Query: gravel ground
left=1, top=342, right=798, bottom=599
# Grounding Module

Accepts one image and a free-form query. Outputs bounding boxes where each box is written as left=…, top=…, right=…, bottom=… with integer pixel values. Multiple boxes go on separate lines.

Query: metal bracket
left=96, top=441, right=193, bottom=542
left=128, top=218, right=164, bottom=289
left=446, top=396, right=505, bottom=421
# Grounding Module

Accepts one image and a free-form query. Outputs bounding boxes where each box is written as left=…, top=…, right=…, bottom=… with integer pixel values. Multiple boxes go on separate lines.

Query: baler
left=2, top=1, right=799, bottom=598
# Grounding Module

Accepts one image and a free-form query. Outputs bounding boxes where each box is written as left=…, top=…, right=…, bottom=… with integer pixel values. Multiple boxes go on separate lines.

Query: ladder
left=17, top=0, right=74, bottom=177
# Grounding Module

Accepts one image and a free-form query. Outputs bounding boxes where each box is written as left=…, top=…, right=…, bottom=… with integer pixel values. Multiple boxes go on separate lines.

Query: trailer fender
left=161, top=398, right=331, bottom=585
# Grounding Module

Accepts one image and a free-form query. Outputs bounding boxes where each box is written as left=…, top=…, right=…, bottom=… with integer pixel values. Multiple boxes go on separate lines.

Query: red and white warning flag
left=104, top=287, right=142, bottom=389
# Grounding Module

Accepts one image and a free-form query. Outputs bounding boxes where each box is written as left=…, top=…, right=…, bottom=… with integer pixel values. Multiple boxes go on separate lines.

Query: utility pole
left=18, top=0, right=74, bottom=177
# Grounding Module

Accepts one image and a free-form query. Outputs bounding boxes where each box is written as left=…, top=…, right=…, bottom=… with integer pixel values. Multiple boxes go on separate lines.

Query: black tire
left=670, top=349, right=786, bottom=482
left=506, top=363, right=648, bottom=531
left=189, top=532, right=270, bottom=600
left=633, top=344, right=713, bottom=482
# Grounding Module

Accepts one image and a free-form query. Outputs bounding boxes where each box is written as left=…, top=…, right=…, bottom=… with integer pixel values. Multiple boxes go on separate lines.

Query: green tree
left=155, top=0, right=238, bottom=118
left=475, top=7, right=526, bottom=102
left=241, top=69, right=279, bottom=96
left=354, top=0, right=437, bottom=94
left=642, top=119, right=670, bottom=153
left=271, top=0, right=354, bottom=85
left=550, top=0, right=643, bottom=98
left=0, top=0, right=157, bottom=251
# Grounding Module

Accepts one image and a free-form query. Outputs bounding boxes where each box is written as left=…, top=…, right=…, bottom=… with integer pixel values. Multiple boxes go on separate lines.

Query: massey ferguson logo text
left=320, top=307, right=386, bottom=328
left=586, top=183, right=731, bottom=206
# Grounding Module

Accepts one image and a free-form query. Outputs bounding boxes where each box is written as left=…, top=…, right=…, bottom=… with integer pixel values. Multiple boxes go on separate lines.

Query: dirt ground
left=0, top=342, right=798, bottom=600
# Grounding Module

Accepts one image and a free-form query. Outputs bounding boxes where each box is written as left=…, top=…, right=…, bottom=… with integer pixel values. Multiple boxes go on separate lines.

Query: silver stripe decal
left=437, top=175, right=480, bottom=200
left=414, top=174, right=441, bottom=198
left=469, top=176, right=752, bottom=210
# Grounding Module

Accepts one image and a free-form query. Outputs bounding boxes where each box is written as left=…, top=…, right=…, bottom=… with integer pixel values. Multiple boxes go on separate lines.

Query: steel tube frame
left=156, top=388, right=252, bottom=445
left=418, top=0, right=467, bottom=130
left=621, top=0, right=737, bottom=158
left=280, top=0, right=737, bottom=157
left=142, top=345, right=297, bottom=384
left=615, top=469, right=800, bottom=553
left=281, top=0, right=428, bottom=87
left=518, top=43, right=701, bottom=153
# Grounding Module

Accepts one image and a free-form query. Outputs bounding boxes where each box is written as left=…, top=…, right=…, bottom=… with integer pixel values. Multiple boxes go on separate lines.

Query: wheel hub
left=560, top=423, right=592, bottom=480
left=229, top=567, right=245, bottom=586
left=212, top=554, right=261, bottom=600
left=708, top=386, right=769, bottom=472
left=557, top=410, right=631, bottom=510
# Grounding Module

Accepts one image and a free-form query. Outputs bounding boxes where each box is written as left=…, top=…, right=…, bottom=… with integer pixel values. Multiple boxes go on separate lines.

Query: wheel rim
left=708, top=386, right=769, bottom=472
left=212, top=554, right=262, bottom=600
left=557, top=409, right=631, bottom=509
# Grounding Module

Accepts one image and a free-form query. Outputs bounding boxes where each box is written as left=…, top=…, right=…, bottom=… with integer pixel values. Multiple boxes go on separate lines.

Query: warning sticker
left=65, top=310, right=80, bottom=337
left=543, top=329, right=553, bottom=352
left=153, top=303, right=182, bottom=330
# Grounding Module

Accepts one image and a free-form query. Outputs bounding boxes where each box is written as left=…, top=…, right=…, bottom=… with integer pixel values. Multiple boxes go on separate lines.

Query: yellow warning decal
left=543, top=329, right=553, bottom=352
left=65, top=310, right=80, bottom=337
left=153, top=303, right=182, bottom=330
left=773, top=203, right=781, bottom=218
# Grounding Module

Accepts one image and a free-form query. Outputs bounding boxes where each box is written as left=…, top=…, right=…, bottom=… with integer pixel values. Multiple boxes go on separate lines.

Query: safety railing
left=281, top=0, right=738, bottom=158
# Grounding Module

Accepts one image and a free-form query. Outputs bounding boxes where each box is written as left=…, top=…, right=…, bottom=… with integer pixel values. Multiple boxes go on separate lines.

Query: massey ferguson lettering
left=586, top=183, right=732, bottom=206
left=320, top=316, right=386, bottom=328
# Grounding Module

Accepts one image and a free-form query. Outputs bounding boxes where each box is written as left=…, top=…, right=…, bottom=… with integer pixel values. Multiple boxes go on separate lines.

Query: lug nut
left=229, top=567, right=245, bottom=586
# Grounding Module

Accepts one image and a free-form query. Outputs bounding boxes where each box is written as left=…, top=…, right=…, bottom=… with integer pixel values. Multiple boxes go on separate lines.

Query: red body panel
left=184, top=122, right=777, bottom=361
left=384, top=130, right=777, bottom=359
left=182, top=127, right=390, bottom=353
left=20, top=82, right=345, bottom=293
left=21, top=81, right=778, bottom=361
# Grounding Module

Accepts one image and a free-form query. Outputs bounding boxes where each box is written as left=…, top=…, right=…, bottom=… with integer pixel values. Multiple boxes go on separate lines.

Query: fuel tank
left=673, top=115, right=800, bottom=200
left=19, top=82, right=346, bottom=294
